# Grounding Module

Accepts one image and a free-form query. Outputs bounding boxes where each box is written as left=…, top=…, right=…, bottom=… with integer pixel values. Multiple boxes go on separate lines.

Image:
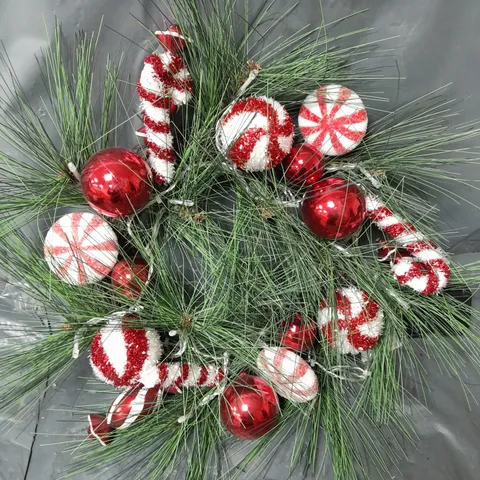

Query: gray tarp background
left=0, top=0, right=479, bottom=479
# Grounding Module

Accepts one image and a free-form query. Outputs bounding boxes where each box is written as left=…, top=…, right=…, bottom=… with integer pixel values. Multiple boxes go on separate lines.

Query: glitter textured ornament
left=257, top=347, right=318, bottom=403
left=279, top=313, right=317, bottom=351
left=220, top=372, right=280, bottom=440
left=299, top=84, right=368, bottom=156
left=280, top=144, right=325, bottom=186
left=137, top=26, right=192, bottom=184
left=44, top=212, right=119, bottom=285
left=366, top=196, right=450, bottom=295
left=81, top=148, right=152, bottom=217
left=111, top=259, right=150, bottom=298
left=156, top=362, right=224, bottom=393
left=88, top=414, right=113, bottom=447
left=90, top=317, right=163, bottom=388
left=302, top=177, right=366, bottom=240
left=106, top=383, right=160, bottom=429
left=318, top=287, right=384, bottom=355
left=216, top=96, right=294, bottom=171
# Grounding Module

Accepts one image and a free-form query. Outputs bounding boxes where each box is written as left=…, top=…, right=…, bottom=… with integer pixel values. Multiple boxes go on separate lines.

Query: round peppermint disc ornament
left=299, top=84, right=368, bottom=156
left=318, top=287, right=384, bottom=355
left=90, top=317, right=163, bottom=388
left=216, top=96, right=294, bottom=171
left=44, top=212, right=119, bottom=285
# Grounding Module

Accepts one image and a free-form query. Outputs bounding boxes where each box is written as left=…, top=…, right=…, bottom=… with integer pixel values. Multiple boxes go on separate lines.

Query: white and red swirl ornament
left=106, top=383, right=160, bottom=429
left=366, top=196, right=450, bottom=295
left=299, top=84, right=368, bottom=156
left=257, top=347, right=318, bottom=403
left=156, top=362, right=224, bottom=393
left=318, top=287, right=384, bottom=355
left=216, top=96, right=294, bottom=171
left=44, top=212, right=119, bottom=285
left=90, top=318, right=163, bottom=388
left=137, top=25, right=192, bottom=184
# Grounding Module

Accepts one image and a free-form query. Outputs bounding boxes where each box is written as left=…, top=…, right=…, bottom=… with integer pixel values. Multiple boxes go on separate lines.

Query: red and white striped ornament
left=156, top=362, right=224, bottom=393
left=88, top=414, right=113, bottom=447
left=137, top=25, right=192, bottom=184
left=44, top=212, right=119, bottom=285
left=90, top=318, right=163, bottom=388
left=366, top=196, right=450, bottom=295
left=299, top=84, right=368, bottom=156
left=257, top=347, right=318, bottom=403
left=216, top=96, right=294, bottom=171
left=317, top=287, right=384, bottom=355
left=106, top=383, right=160, bottom=429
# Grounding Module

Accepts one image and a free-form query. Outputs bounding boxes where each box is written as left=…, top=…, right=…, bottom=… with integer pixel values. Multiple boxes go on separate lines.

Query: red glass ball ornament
left=220, top=372, right=280, bottom=440
left=279, top=313, right=317, bottom=351
left=302, top=177, right=366, bottom=240
left=111, top=259, right=150, bottom=298
left=88, top=414, right=113, bottom=447
left=81, top=148, right=152, bottom=217
left=280, top=144, right=325, bottom=186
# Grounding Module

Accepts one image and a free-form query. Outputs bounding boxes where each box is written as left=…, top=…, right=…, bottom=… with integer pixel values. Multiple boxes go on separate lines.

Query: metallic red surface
left=111, top=259, right=150, bottom=298
left=302, top=177, right=366, bottom=240
left=280, top=143, right=325, bottom=186
left=81, top=148, right=152, bottom=217
left=279, top=313, right=317, bottom=351
left=220, top=373, right=280, bottom=440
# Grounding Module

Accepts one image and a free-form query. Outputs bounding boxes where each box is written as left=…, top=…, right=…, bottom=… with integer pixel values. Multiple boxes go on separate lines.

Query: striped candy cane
left=366, top=195, right=450, bottom=295
left=137, top=25, right=193, bottom=184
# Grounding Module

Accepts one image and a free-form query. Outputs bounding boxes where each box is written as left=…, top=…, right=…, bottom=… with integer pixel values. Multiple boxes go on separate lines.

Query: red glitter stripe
left=122, top=327, right=149, bottom=386
left=144, top=116, right=171, bottom=134
left=146, top=144, right=176, bottom=161
left=91, top=333, right=125, bottom=387
left=157, top=363, right=168, bottom=387
left=176, top=363, right=189, bottom=387
left=197, top=365, right=208, bottom=385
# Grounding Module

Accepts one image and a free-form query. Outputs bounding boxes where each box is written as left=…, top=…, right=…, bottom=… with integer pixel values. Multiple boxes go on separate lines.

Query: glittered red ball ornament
left=88, top=414, right=113, bottom=447
left=280, top=144, right=325, bottom=186
left=111, top=259, right=150, bottom=298
left=81, top=148, right=152, bottom=217
left=302, top=177, right=366, bottom=240
left=107, top=383, right=160, bottom=429
left=279, top=313, right=317, bottom=351
left=220, top=372, right=280, bottom=440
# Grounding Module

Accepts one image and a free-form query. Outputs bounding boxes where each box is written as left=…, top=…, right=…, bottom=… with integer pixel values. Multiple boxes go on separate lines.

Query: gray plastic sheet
left=0, top=0, right=480, bottom=479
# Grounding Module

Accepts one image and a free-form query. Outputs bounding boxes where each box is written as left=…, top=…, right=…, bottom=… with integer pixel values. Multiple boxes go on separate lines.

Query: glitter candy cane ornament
left=317, top=287, right=384, bottom=355
left=366, top=196, right=450, bottom=295
left=44, top=212, right=119, bottom=285
left=156, top=362, right=224, bottom=393
left=137, top=25, right=193, bottom=184
left=216, top=96, right=294, bottom=171
left=299, top=84, right=368, bottom=156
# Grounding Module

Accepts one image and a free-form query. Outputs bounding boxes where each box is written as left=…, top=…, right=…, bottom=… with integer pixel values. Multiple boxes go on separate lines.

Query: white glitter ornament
left=44, top=212, right=119, bottom=285
left=257, top=346, right=318, bottom=403
left=317, top=287, right=384, bottom=355
left=90, top=318, right=163, bottom=388
left=299, top=84, right=368, bottom=156
left=216, top=96, right=294, bottom=171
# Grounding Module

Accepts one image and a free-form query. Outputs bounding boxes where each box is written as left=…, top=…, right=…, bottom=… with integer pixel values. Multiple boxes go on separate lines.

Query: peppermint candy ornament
left=216, top=96, right=294, bottom=171
left=318, top=287, right=384, bottom=355
left=44, top=212, right=119, bottom=285
left=107, top=383, right=160, bottom=429
left=90, top=317, right=163, bottom=388
left=257, top=347, right=318, bottom=403
left=299, top=84, right=368, bottom=156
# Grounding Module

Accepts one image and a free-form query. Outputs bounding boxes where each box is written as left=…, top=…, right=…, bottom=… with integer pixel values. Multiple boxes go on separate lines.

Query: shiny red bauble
left=302, top=177, right=366, bottom=240
left=279, top=313, right=317, bottom=351
left=88, top=414, right=113, bottom=447
left=156, top=25, right=187, bottom=53
left=111, top=259, right=150, bottom=298
left=81, top=148, right=152, bottom=217
left=280, top=144, right=325, bottom=186
left=220, top=373, right=280, bottom=440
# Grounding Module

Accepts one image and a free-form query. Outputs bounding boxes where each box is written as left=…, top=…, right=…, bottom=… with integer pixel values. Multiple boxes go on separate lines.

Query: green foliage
left=0, top=1, right=479, bottom=480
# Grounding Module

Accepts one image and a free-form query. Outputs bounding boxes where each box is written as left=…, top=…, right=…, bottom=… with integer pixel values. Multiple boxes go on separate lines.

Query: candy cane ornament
left=137, top=25, right=193, bottom=184
left=366, top=196, right=450, bottom=295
